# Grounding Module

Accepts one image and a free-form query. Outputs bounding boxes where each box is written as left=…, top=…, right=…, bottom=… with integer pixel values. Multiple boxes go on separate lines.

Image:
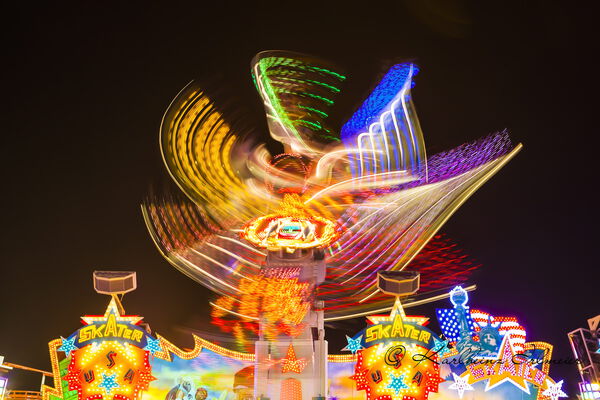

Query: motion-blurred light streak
left=142, top=51, right=521, bottom=342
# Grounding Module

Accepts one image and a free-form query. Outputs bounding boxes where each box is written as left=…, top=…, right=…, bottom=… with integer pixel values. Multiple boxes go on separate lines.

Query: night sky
left=2, top=1, right=597, bottom=396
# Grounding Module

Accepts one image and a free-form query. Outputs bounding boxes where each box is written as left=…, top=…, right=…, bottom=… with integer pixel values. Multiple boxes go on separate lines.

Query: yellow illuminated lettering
left=380, top=325, right=391, bottom=339
left=94, top=325, right=104, bottom=339
left=390, top=316, right=404, bottom=337
left=411, top=327, right=419, bottom=340
left=131, top=330, right=143, bottom=342
left=79, top=327, right=92, bottom=342
left=366, top=326, right=379, bottom=342
left=418, top=330, right=430, bottom=344
left=117, top=325, right=126, bottom=336
left=104, top=314, right=118, bottom=337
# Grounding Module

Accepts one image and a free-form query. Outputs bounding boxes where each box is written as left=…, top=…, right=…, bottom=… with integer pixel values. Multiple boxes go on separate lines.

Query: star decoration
left=367, top=297, right=429, bottom=325
left=144, top=336, right=162, bottom=355
left=596, top=340, right=600, bottom=354
left=349, top=367, right=370, bottom=390
left=58, top=336, right=78, bottom=357
left=98, top=372, right=120, bottom=394
left=351, top=339, right=443, bottom=400
left=542, top=380, right=567, bottom=400
left=342, top=335, right=364, bottom=354
left=386, top=373, right=408, bottom=396
left=448, top=373, right=474, bottom=399
left=432, top=337, right=450, bottom=357
left=280, top=344, right=307, bottom=373
left=63, top=364, right=82, bottom=391
left=137, top=370, right=157, bottom=387
left=425, top=370, right=445, bottom=392
left=81, top=297, right=143, bottom=325
left=481, top=336, right=530, bottom=393
left=349, top=352, right=370, bottom=390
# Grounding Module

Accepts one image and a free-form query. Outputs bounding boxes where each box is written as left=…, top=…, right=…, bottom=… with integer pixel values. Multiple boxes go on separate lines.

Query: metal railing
left=5, top=391, right=42, bottom=400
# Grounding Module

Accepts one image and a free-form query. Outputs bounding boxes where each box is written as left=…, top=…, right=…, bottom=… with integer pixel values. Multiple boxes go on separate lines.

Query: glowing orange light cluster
left=241, top=194, right=339, bottom=251
left=43, top=298, right=158, bottom=400
left=64, top=341, right=154, bottom=400
left=211, top=274, right=313, bottom=344
left=280, top=378, right=302, bottom=400
left=352, top=342, right=442, bottom=400
left=280, top=345, right=307, bottom=374
left=350, top=302, right=444, bottom=400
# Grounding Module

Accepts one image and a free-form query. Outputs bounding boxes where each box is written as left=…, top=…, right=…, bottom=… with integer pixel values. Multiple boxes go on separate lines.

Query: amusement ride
left=3, top=51, right=580, bottom=400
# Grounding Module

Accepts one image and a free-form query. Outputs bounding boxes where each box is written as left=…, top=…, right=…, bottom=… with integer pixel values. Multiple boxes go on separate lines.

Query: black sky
left=1, top=1, right=598, bottom=396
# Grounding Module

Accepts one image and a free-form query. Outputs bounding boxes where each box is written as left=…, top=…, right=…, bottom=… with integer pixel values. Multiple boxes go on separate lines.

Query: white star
left=448, top=373, right=474, bottom=399
left=542, top=380, right=567, bottom=400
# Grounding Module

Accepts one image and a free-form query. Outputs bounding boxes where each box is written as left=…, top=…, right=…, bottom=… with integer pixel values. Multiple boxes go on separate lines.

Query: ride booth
left=40, top=271, right=567, bottom=400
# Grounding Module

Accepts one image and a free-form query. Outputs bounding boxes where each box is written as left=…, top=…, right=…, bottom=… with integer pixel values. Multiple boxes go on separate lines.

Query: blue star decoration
left=432, top=337, right=451, bottom=357
left=144, top=336, right=162, bottom=355
left=596, top=340, right=600, bottom=354
left=99, top=373, right=120, bottom=394
left=342, top=335, right=364, bottom=354
left=58, top=336, right=78, bottom=357
left=386, top=373, right=409, bottom=395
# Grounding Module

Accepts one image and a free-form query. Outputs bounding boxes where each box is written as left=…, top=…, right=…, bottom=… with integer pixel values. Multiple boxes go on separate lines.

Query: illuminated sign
left=77, top=316, right=144, bottom=344
left=364, top=314, right=433, bottom=346
left=40, top=285, right=570, bottom=400
left=65, top=299, right=148, bottom=349
left=346, top=298, right=444, bottom=400
left=435, top=286, right=567, bottom=400
left=64, top=340, right=155, bottom=400
left=44, top=298, right=157, bottom=400
left=465, top=336, right=546, bottom=391
left=579, top=382, right=600, bottom=399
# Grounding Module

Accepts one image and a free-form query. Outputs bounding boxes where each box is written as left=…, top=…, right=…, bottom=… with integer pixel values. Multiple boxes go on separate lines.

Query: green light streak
left=303, top=92, right=334, bottom=105
left=307, top=66, right=346, bottom=81
left=306, top=79, right=341, bottom=93
left=297, top=119, right=322, bottom=130
left=298, top=105, right=328, bottom=118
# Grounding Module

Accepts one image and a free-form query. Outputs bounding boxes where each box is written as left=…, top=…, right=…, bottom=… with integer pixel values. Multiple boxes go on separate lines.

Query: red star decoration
left=280, top=344, right=307, bottom=373
left=136, top=353, right=156, bottom=389
left=63, top=361, right=82, bottom=393
left=349, top=352, right=370, bottom=391
left=425, top=370, right=445, bottom=393
left=137, top=370, right=156, bottom=389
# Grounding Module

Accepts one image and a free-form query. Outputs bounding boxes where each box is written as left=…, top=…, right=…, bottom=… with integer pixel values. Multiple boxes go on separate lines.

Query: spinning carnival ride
left=139, top=51, right=522, bottom=399
left=38, top=50, right=572, bottom=400
left=143, top=51, right=520, bottom=322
